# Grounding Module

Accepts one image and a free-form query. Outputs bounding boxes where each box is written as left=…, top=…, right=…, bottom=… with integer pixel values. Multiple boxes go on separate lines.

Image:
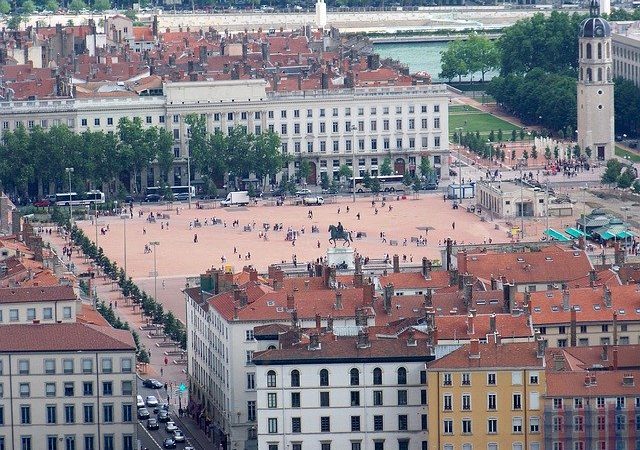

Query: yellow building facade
left=427, top=340, right=546, bottom=450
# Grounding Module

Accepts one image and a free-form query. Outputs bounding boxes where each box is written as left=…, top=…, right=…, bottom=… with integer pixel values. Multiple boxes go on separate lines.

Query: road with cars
left=136, top=377, right=202, bottom=450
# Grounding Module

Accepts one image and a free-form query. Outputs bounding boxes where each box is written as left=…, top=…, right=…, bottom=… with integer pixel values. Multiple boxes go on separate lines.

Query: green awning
left=600, top=231, right=615, bottom=240
left=565, top=227, right=587, bottom=238
left=617, top=230, right=636, bottom=239
left=544, top=228, right=571, bottom=242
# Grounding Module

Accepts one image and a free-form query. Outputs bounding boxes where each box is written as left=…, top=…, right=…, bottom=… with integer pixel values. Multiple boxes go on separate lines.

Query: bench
left=389, top=240, right=399, bottom=246
left=243, top=225, right=252, bottom=232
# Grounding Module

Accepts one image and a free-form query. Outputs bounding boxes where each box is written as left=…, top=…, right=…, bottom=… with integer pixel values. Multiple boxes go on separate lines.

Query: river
left=374, top=41, right=497, bottom=82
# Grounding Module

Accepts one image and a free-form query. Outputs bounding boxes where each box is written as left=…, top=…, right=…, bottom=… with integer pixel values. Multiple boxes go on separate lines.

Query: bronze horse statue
left=328, top=224, right=353, bottom=247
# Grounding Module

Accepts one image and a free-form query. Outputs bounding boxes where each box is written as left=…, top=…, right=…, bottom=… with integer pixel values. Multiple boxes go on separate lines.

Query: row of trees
left=0, top=118, right=173, bottom=200
left=69, top=223, right=187, bottom=357
left=184, top=114, right=287, bottom=195
left=439, top=34, right=500, bottom=82
left=601, top=159, right=640, bottom=191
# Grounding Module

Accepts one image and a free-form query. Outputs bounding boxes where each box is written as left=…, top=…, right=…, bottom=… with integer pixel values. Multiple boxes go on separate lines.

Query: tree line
left=439, top=34, right=500, bottom=83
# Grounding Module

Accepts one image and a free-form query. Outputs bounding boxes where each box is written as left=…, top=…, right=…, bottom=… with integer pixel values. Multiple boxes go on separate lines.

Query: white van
left=137, top=395, right=145, bottom=408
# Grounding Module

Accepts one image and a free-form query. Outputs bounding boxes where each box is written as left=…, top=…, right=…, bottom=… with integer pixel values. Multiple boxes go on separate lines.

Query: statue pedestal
left=327, top=247, right=355, bottom=270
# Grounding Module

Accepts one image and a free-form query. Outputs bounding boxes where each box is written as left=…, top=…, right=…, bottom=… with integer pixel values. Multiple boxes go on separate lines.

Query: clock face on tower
left=595, top=25, right=604, bottom=37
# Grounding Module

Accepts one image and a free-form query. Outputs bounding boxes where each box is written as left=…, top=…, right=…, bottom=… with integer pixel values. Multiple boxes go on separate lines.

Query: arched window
left=607, top=42, right=610, bottom=59
left=607, top=67, right=612, bottom=82
left=397, top=367, right=407, bottom=385
left=586, top=43, right=592, bottom=59
left=350, top=368, right=360, bottom=386
left=320, top=369, right=329, bottom=386
left=580, top=68, right=584, bottom=81
left=266, top=370, right=277, bottom=388
left=587, top=68, right=593, bottom=82
left=598, top=68, right=603, bottom=82
left=373, top=367, right=383, bottom=385
left=290, top=369, right=300, bottom=387
left=580, top=43, right=583, bottom=59
left=598, top=43, right=602, bottom=59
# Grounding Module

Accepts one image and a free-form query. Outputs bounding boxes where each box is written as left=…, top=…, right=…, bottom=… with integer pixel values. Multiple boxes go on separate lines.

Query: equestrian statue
left=328, top=222, right=353, bottom=247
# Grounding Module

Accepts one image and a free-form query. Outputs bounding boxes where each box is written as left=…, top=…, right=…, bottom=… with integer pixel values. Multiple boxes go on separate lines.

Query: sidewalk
left=43, top=229, right=215, bottom=447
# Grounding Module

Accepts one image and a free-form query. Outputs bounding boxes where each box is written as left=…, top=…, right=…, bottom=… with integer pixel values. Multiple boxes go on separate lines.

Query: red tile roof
left=434, top=313, right=532, bottom=341
left=428, top=341, right=544, bottom=369
left=0, top=322, right=135, bottom=352
left=529, top=284, right=640, bottom=325
left=545, top=345, right=640, bottom=372
left=0, top=285, right=76, bottom=304
left=546, top=370, right=640, bottom=397
left=378, top=270, right=450, bottom=290
left=459, top=247, right=594, bottom=285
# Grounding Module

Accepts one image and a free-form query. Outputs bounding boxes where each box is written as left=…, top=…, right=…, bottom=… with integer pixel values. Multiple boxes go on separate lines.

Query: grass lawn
left=615, top=145, right=640, bottom=163
left=449, top=105, right=520, bottom=137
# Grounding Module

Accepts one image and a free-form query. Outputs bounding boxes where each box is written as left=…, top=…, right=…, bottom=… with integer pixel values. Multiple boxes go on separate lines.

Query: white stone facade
left=0, top=80, right=451, bottom=190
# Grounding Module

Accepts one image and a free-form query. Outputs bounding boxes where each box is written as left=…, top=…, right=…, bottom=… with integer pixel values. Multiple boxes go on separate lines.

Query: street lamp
left=65, top=167, right=74, bottom=222
left=350, top=125, right=358, bottom=203
left=149, top=241, right=160, bottom=301
left=186, top=130, right=193, bottom=210
left=120, top=213, right=128, bottom=280
left=455, top=126, right=464, bottom=204
left=519, top=169, right=524, bottom=240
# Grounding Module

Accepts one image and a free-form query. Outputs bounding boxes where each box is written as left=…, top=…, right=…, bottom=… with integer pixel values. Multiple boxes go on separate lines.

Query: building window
left=291, top=417, right=301, bottom=433
left=530, top=416, right=540, bottom=433
left=21, top=437, right=31, bottom=450
left=44, top=359, right=56, bottom=374
left=84, top=436, right=94, bottom=450
left=290, top=370, right=300, bottom=387
left=266, top=370, right=277, bottom=387
left=291, top=392, right=301, bottom=408
left=83, top=382, right=93, bottom=396
left=64, top=405, right=75, bottom=423
left=321, top=416, right=331, bottom=432
left=350, top=368, right=360, bottom=386
left=553, top=416, right=563, bottom=432
left=47, top=436, right=57, bottom=450
left=444, top=394, right=452, bottom=411
left=513, top=393, right=522, bottom=410
left=462, top=418, right=472, bottom=434
left=267, top=393, right=277, bottom=408
left=121, top=381, right=133, bottom=396
left=513, top=417, right=523, bottom=433
left=443, top=419, right=453, bottom=434
left=43, top=307, right=53, bottom=320
left=19, top=360, right=29, bottom=374
left=46, top=405, right=56, bottom=424
left=443, top=373, right=452, bottom=386
left=421, top=389, right=427, bottom=405
left=488, top=393, right=497, bottom=410
left=351, top=415, right=361, bottom=431
left=529, top=372, right=539, bottom=384
left=398, top=390, right=407, bottom=406
left=46, top=383, right=56, bottom=397
left=399, top=414, right=408, bottom=431
left=83, top=405, right=94, bottom=423
left=247, top=373, right=255, bottom=390
left=351, top=391, right=360, bottom=406
left=373, top=390, right=383, bottom=406
left=123, top=435, right=133, bottom=450
left=21, top=405, right=31, bottom=424
left=102, top=382, right=112, bottom=396
left=103, top=436, right=113, bottom=450
left=320, top=369, right=329, bottom=386
left=320, top=391, right=330, bottom=407
left=488, top=418, right=498, bottom=433
left=397, top=367, right=407, bottom=384
left=19, top=383, right=30, bottom=397
left=574, top=416, right=584, bottom=431
left=462, top=393, right=471, bottom=410
left=26, top=308, right=35, bottom=320
left=374, top=415, right=384, bottom=431
left=247, top=401, right=256, bottom=421
left=102, top=404, right=113, bottom=423
left=268, top=418, right=278, bottom=433
left=422, top=414, right=428, bottom=430
left=553, top=398, right=563, bottom=409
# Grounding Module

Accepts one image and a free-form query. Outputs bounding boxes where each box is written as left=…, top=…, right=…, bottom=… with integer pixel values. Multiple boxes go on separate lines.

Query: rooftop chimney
left=603, top=285, right=612, bottom=307
left=308, top=333, right=321, bottom=350
left=570, top=306, right=577, bottom=347
left=334, top=291, right=343, bottom=310
left=462, top=283, right=473, bottom=311
left=383, top=283, right=394, bottom=314
left=562, top=289, right=570, bottom=311
left=601, top=345, right=609, bottom=361
left=291, top=309, right=298, bottom=328
left=356, top=328, right=370, bottom=349
left=469, top=339, right=480, bottom=358
left=489, top=313, right=497, bottom=334
left=613, top=347, right=618, bottom=370
left=422, top=257, right=431, bottom=279
left=536, top=336, right=547, bottom=359
left=589, top=269, right=597, bottom=287
left=363, top=282, right=375, bottom=306
left=353, top=272, right=363, bottom=288
left=287, top=293, right=295, bottom=311
left=613, top=311, right=618, bottom=346
left=406, top=328, right=417, bottom=347
left=467, top=313, right=475, bottom=335
left=393, top=254, right=400, bottom=273
left=327, top=316, right=334, bottom=331
left=424, top=290, right=433, bottom=307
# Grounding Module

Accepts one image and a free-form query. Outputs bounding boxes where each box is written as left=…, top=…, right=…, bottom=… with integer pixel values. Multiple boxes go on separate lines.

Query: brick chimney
left=233, top=287, right=241, bottom=304
left=273, top=268, right=284, bottom=290
left=422, top=257, right=431, bottom=279
left=603, top=285, right=612, bottom=307
left=353, top=272, right=363, bottom=288
left=363, top=282, right=375, bottom=306
left=356, top=328, right=370, bottom=349
left=334, top=291, right=343, bottom=310
left=392, top=254, right=400, bottom=273
left=287, top=293, right=295, bottom=311
left=424, top=290, right=433, bottom=307
left=612, top=347, right=618, bottom=369
left=562, top=289, right=570, bottom=311
left=570, top=306, right=577, bottom=347
left=457, top=250, right=468, bottom=275
left=327, top=316, right=334, bottom=331
left=601, top=345, right=609, bottom=361
left=315, top=313, right=321, bottom=329
left=467, top=313, right=475, bottom=335
left=383, top=283, right=394, bottom=314
left=536, top=336, right=546, bottom=359
left=462, top=283, right=473, bottom=311
left=589, top=269, right=597, bottom=287
left=489, top=313, right=497, bottom=334
left=406, top=328, right=417, bottom=347
left=469, top=339, right=480, bottom=358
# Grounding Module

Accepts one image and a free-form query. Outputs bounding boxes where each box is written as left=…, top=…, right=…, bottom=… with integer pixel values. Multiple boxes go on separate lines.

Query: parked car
left=173, top=431, right=185, bottom=443
left=157, top=410, right=170, bottom=422
left=424, top=182, right=438, bottom=191
left=142, top=378, right=163, bottom=389
left=165, top=421, right=178, bottom=433
left=295, top=189, right=311, bottom=197
left=147, top=418, right=159, bottom=430
left=137, top=407, right=150, bottom=420
left=173, top=192, right=190, bottom=201
left=145, top=193, right=163, bottom=202
left=163, top=438, right=176, bottom=449
left=33, top=199, right=51, bottom=207
left=136, top=395, right=145, bottom=408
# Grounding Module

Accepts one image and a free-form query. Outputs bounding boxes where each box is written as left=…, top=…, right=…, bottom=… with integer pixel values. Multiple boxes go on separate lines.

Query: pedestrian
left=114, top=301, right=117, bottom=308
left=161, top=368, right=164, bottom=377
left=338, top=208, right=341, bottom=214
left=143, top=228, right=146, bottom=235
left=194, top=233, right=198, bottom=243
left=356, top=213, right=361, bottom=220
left=164, top=357, right=168, bottom=365
left=452, top=222, right=455, bottom=230
left=346, top=206, right=350, bottom=213
left=317, top=240, right=321, bottom=248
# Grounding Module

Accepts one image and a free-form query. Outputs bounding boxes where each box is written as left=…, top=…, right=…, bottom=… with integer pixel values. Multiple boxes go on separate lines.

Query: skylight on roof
left=551, top=306, right=559, bottom=312
left=546, top=293, right=554, bottom=298
left=517, top=257, right=525, bottom=262
left=574, top=306, right=581, bottom=311
left=476, top=300, right=486, bottom=305
left=267, top=301, right=275, bottom=306
left=594, top=304, right=601, bottom=310
left=545, top=256, right=553, bottom=261
left=618, top=309, right=625, bottom=315
left=534, top=307, right=541, bottom=312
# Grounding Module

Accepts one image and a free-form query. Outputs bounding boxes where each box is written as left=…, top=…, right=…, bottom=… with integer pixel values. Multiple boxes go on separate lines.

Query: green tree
left=511, top=149, right=516, bottom=161
left=0, top=0, right=10, bottom=13
left=7, top=14, right=22, bottom=29
left=362, top=171, right=372, bottom=189
left=320, top=172, right=330, bottom=191
left=511, top=129, right=517, bottom=142
left=419, top=157, right=433, bottom=181
left=338, top=164, right=352, bottom=179
left=370, top=177, right=381, bottom=194
left=617, top=168, right=637, bottom=189
left=402, top=172, right=413, bottom=187
left=439, top=39, right=469, bottom=82
left=155, top=128, right=174, bottom=184
left=44, top=0, right=59, bottom=10
left=573, top=144, right=581, bottom=159
left=614, top=77, right=640, bottom=137
left=489, top=130, right=495, bottom=142
left=602, top=159, right=623, bottom=183
left=585, top=147, right=592, bottom=159
left=380, top=157, right=392, bottom=176
left=554, top=146, right=559, bottom=159
left=497, top=129, right=503, bottom=141
left=531, top=146, right=538, bottom=160
left=21, top=0, right=35, bottom=14
left=69, top=0, right=86, bottom=12
left=123, top=9, right=137, bottom=20
left=93, top=0, right=110, bottom=10
left=298, top=159, right=311, bottom=183
left=545, top=146, right=552, bottom=160
left=523, top=149, right=529, bottom=160
left=519, top=128, right=525, bottom=141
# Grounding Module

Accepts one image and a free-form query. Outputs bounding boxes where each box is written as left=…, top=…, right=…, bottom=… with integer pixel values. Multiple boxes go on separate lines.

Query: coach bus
left=348, top=175, right=406, bottom=193
left=55, top=190, right=105, bottom=206
left=146, top=185, right=195, bottom=199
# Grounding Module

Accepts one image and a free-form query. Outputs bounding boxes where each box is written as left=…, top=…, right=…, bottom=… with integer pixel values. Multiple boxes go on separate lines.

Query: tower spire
left=590, top=0, right=600, bottom=17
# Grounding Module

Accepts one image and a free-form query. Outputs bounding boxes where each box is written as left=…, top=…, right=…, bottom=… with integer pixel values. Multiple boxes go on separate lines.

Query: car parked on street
left=142, top=378, right=163, bottom=389
left=137, top=407, right=150, bottom=420
left=145, top=395, right=159, bottom=407
left=147, top=418, right=159, bottom=430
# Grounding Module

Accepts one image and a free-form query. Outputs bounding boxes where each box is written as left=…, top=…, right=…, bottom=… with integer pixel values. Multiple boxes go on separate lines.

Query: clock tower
left=577, top=1, right=614, bottom=161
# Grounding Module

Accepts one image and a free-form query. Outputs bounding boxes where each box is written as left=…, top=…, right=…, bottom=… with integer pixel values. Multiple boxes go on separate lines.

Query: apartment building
left=0, top=322, right=137, bottom=450
left=0, top=80, right=451, bottom=188
left=612, top=22, right=640, bottom=87
left=253, top=330, right=434, bottom=450
left=544, top=345, right=640, bottom=450
left=426, top=340, right=546, bottom=450
left=0, top=285, right=77, bottom=325
left=529, top=284, right=640, bottom=348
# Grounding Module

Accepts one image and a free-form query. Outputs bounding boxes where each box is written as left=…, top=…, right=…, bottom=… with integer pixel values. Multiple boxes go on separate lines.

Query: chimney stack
left=536, top=335, right=546, bottom=358
left=463, top=283, right=473, bottom=311
left=353, top=272, right=363, bottom=288
left=309, top=333, right=321, bottom=350
left=613, top=347, right=618, bottom=370
left=315, top=313, right=322, bottom=329
left=589, top=269, right=597, bottom=287
left=489, top=313, right=497, bottom=334
left=393, top=254, right=400, bottom=273
left=570, top=306, right=577, bottom=347
left=467, top=313, right=475, bottom=335
left=613, top=311, right=618, bottom=346
left=422, top=257, right=431, bottom=279
left=363, top=282, right=375, bottom=306
left=356, top=328, right=370, bottom=349
left=601, top=345, right=609, bottom=361
left=327, top=316, right=334, bottom=331
left=469, top=339, right=480, bottom=358
left=287, top=293, right=295, bottom=311
left=603, top=285, right=612, bottom=307
left=562, top=289, right=570, bottom=311
left=334, top=291, right=343, bottom=310
left=383, top=283, right=394, bottom=314
left=424, top=289, right=433, bottom=307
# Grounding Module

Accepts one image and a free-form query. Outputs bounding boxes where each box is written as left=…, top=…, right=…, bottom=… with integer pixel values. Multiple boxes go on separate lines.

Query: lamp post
left=120, top=213, right=128, bottom=280
left=65, top=167, right=74, bottom=222
left=621, top=206, right=630, bottom=251
left=580, top=184, right=588, bottom=248
left=519, top=169, right=524, bottom=240
left=456, top=127, right=464, bottom=204
left=350, top=125, right=358, bottom=203
left=149, top=241, right=160, bottom=301
left=185, top=129, right=193, bottom=209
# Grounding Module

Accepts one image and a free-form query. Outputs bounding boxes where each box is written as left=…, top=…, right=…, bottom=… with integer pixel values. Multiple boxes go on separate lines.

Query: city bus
left=55, top=190, right=105, bottom=206
left=146, top=185, right=195, bottom=200
left=348, top=175, right=406, bottom=193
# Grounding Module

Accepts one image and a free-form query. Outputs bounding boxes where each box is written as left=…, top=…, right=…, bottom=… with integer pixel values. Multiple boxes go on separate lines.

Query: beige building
left=0, top=322, right=137, bottom=450
left=475, top=180, right=553, bottom=219
left=0, top=286, right=77, bottom=325
left=612, top=21, right=640, bottom=87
